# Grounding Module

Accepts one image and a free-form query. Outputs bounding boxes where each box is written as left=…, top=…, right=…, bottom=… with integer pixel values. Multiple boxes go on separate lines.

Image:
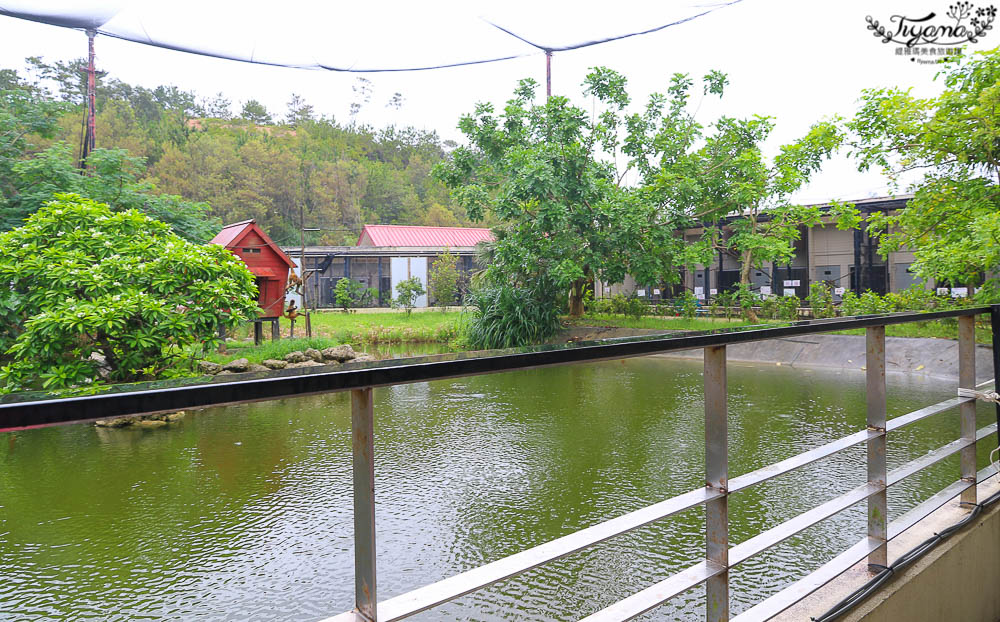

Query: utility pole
left=80, top=29, right=97, bottom=169
left=300, top=204, right=312, bottom=338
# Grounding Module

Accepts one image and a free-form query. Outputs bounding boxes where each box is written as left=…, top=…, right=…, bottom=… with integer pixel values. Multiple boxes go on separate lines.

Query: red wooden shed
left=210, top=220, right=295, bottom=319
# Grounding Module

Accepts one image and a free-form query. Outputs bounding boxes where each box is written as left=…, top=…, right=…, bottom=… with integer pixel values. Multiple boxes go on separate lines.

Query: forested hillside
left=0, top=57, right=469, bottom=245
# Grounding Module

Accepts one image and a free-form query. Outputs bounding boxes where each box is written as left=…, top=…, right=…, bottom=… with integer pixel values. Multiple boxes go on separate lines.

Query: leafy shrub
left=428, top=249, right=460, bottom=307
left=393, top=276, right=426, bottom=316
left=610, top=293, right=628, bottom=316
left=840, top=290, right=861, bottom=316
left=734, top=284, right=759, bottom=320
left=759, top=295, right=778, bottom=319
left=0, top=194, right=258, bottom=391
left=778, top=294, right=800, bottom=320
left=714, top=290, right=736, bottom=320
left=708, top=298, right=720, bottom=319
left=334, top=278, right=377, bottom=311
left=677, top=291, right=699, bottom=319
left=624, top=296, right=647, bottom=320
left=587, top=297, right=615, bottom=315
left=464, top=284, right=561, bottom=349
left=806, top=282, right=835, bottom=318
left=838, top=285, right=973, bottom=321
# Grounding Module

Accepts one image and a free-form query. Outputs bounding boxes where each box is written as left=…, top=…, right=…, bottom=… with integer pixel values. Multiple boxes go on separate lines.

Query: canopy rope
left=957, top=387, right=1000, bottom=403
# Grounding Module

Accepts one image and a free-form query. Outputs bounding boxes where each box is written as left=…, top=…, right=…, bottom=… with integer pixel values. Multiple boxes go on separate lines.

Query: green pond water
left=1, top=357, right=997, bottom=621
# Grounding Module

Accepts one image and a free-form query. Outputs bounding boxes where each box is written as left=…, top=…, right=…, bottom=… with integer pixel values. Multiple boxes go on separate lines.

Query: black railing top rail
left=0, top=306, right=989, bottom=431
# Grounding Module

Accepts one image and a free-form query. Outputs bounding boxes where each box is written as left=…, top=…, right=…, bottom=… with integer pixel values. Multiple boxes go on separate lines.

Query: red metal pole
left=82, top=29, right=97, bottom=167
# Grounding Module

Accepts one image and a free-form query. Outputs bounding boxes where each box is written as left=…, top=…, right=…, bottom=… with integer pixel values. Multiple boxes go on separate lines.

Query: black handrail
left=0, top=307, right=988, bottom=431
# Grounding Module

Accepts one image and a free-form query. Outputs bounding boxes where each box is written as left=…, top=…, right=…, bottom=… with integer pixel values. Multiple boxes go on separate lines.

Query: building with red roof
left=357, top=224, right=493, bottom=248
left=211, top=220, right=295, bottom=318
left=284, top=224, right=493, bottom=309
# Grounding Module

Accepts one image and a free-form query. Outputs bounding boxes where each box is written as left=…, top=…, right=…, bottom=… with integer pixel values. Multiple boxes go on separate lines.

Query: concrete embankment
left=653, top=334, right=995, bottom=383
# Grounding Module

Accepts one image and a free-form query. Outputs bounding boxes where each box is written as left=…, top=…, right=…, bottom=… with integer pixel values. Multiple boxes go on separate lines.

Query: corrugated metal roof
left=358, top=224, right=493, bottom=248
left=209, top=219, right=255, bottom=248
left=209, top=219, right=296, bottom=268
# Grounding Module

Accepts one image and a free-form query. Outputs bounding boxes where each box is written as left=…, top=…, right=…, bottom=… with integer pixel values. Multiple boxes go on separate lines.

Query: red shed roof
left=210, top=219, right=295, bottom=268
left=358, top=224, right=493, bottom=247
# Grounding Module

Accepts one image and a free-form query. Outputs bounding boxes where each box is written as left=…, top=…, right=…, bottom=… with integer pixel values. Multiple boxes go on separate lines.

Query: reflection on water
left=0, top=358, right=995, bottom=621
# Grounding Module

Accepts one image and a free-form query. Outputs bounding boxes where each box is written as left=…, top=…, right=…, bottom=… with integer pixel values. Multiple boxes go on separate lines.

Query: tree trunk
left=569, top=278, right=586, bottom=318
left=739, top=250, right=760, bottom=323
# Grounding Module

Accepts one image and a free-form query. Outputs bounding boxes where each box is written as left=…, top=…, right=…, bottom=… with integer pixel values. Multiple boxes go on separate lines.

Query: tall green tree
left=635, top=74, right=841, bottom=318
left=240, top=99, right=272, bottom=124
left=0, top=80, right=71, bottom=203
left=435, top=75, right=613, bottom=317
left=1, top=143, right=219, bottom=241
left=3, top=57, right=466, bottom=244
left=437, top=69, right=741, bottom=319
left=846, top=47, right=1000, bottom=298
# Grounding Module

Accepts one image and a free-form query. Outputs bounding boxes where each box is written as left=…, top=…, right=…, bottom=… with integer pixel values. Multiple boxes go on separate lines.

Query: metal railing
left=2, top=306, right=998, bottom=622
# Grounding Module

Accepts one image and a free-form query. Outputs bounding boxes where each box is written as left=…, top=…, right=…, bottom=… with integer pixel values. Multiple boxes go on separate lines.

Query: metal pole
left=704, top=345, right=728, bottom=622
left=352, top=387, right=377, bottom=621
left=545, top=50, right=552, bottom=98
left=80, top=29, right=97, bottom=168
left=300, top=205, right=312, bottom=338
left=991, top=305, right=1000, bottom=451
left=865, top=326, right=887, bottom=570
left=958, top=315, right=977, bottom=506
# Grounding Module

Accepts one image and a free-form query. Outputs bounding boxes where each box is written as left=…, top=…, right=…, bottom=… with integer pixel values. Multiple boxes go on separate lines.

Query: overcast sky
left=1, top=0, right=995, bottom=204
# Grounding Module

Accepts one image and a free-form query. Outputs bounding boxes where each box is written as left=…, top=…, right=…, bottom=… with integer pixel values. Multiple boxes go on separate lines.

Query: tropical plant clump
left=464, top=283, right=561, bottom=350
left=0, top=194, right=258, bottom=391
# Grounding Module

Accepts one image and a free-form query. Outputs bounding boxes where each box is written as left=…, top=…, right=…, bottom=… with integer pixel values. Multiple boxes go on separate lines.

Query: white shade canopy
left=0, top=0, right=742, bottom=71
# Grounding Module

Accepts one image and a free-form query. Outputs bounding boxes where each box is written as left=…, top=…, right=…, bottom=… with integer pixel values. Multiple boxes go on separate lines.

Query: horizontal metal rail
left=730, top=421, right=997, bottom=569
left=581, top=423, right=997, bottom=622
left=729, top=483, right=882, bottom=567
left=885, top=397, right=972, bottom=432
left=729, top=428, right=879, bottom=493
left=730, top=464, right=996, bottom=622
left=887, top=423, right=997, bottom=486
left=730, top=537, right=886, bottom=622
left=1, top=306, right=995, bottom=622
left=320, top=486, right=723, bottom=622
left=0, top=307, right=987, bottom=431
left=576, top=560, right=727, bottom=622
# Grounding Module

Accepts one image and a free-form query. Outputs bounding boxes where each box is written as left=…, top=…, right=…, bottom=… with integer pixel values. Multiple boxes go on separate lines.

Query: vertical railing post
left=704, top=345, right=728, bottom=622
left=959, top=315, right=977, bottom=506
left=866, top=326, right=887, bottom=570
left=352, top=387, right=377, bottom=621
left=991, top=305, right=1000, bottom=454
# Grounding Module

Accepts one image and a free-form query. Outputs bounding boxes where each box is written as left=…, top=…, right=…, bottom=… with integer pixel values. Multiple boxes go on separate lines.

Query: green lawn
left=576, top=312, right=995, bottom=344
left=195, top=310, right=465, bottom=365
left=246, top=309, right=464, bottom=344
left=831, top=319, right=994, bottom=344
left=197, top=309, right=993, bottom=369
left=569, top=313, right=759, bottom=331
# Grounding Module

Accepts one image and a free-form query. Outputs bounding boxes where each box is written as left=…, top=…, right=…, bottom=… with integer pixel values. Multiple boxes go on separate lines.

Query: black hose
left=812, top=488, right=1000, bottom=621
